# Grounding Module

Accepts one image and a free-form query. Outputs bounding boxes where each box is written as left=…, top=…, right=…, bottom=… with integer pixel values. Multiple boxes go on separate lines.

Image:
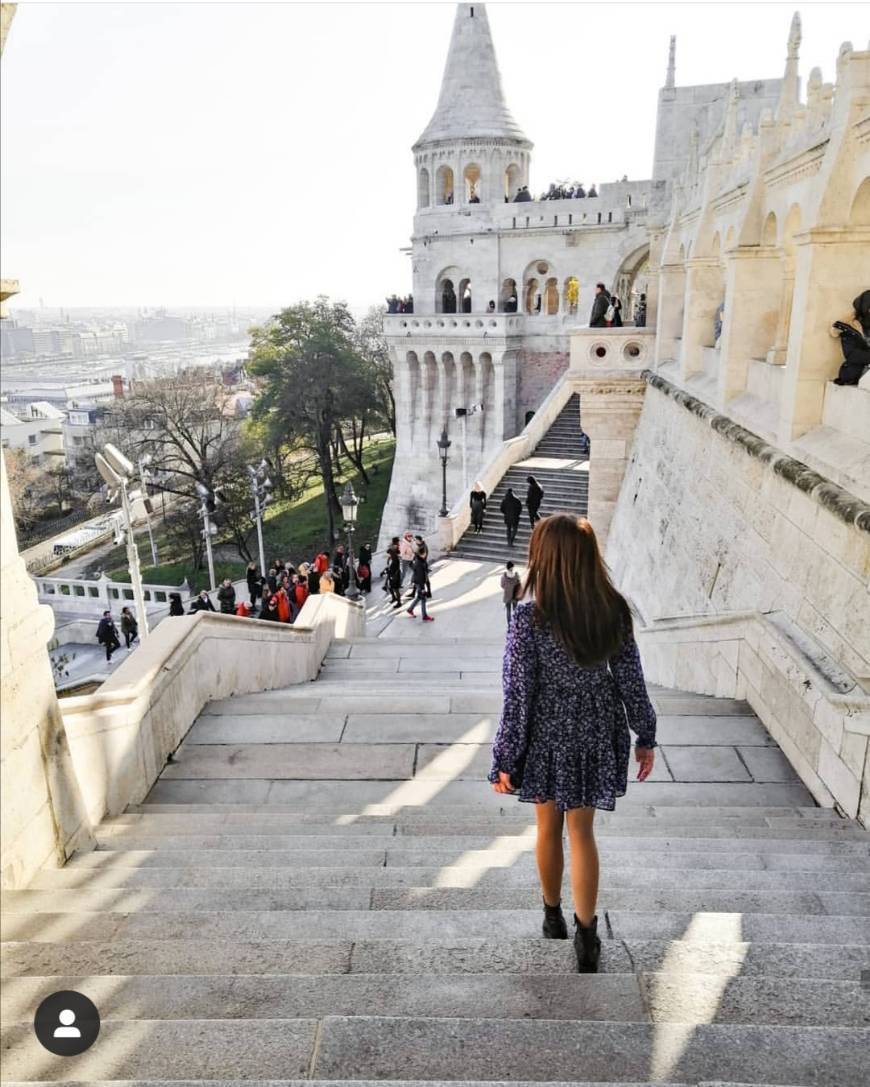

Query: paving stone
left=311, top=1017, right=870, bottom=1084
left=93, top=833, right=400, bottom=851
left=349, top=938, right=635, bottom=975
left=1, top=973, right=647, bottom=1024
left=640, top=974, right=870, bottom=1026
left=161, top=743, right=416, bottom=780
left=623, top=939, right=870, bottom=980
left=607, top=911, right=870, bottom=944
left=661, top=746, right=752, bottom=782
left=652, top=698, right=756, bottom=716
left=397, top=657, right=499, bottom=673
left=0, top=1021, right=318, bottom=1080
left=736, top=745, right=801, bottom=782
left=144, top=779, right=273, bottom=805
left=68, top=848, right=388, bottom=869
left=310, top=696, right=452, bottom=714
left=185, top=714, right=346, bottom=744
left=0, top=939, right=352, bottom=977
left=2, top=887, right=374, bottom=913
left=320, top=658, right=400, bottom=673
left=205, top=696, right=321, bottom=716
left=342, top=714, right=495, bottom=743
left=347, top=641, right=504, bottom=659
left=450, top=693, right=503, bottom=713
left=415, top=744, right=674, bottom=781
left=654, top=717, right=775, bottom=746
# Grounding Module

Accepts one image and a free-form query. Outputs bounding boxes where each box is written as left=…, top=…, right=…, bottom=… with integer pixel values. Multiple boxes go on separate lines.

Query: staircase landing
left=2, top=560, right=869, bottom=1085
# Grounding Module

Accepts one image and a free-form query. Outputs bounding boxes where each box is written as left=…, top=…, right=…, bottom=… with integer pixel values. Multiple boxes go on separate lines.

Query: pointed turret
left=415, top=3, right=530, bottom=148
left=777, top=12, right=802, bottom=123
left=665, top=35, right=676, bottom=90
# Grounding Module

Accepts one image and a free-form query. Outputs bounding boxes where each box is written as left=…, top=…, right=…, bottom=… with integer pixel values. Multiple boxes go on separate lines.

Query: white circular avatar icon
left=53, top=1009, right=82, bottom=1039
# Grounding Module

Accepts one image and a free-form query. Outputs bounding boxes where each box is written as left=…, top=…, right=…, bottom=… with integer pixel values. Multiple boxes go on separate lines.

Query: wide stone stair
left=2, top=634, right=869, bottom=1085
left=453, top=393, right=589, bottom=562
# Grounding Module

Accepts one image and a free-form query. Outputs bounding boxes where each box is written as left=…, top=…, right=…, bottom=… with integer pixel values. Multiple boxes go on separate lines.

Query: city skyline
left=2, top=1, right=867, bottom=309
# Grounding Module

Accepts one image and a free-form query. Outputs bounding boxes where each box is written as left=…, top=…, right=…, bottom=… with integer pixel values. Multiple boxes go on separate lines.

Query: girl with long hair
left=488, top=515, right=657, bottom=972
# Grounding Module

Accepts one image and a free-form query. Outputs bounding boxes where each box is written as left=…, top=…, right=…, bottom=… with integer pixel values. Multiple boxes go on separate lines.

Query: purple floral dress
left=488, top=601, right=657, bottom=811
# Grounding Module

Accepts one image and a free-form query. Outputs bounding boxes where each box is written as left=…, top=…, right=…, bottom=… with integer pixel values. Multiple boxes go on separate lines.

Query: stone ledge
left=643, top=370, right=870, bottom=533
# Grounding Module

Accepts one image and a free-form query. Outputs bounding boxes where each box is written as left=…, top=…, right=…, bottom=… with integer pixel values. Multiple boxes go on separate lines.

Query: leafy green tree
left=249, top=298, right=381, bottom=543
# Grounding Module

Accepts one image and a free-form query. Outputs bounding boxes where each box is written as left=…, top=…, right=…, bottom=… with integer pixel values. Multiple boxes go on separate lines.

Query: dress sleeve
left=608, top=628, right=657, bottom=749
left=488, top=604, right=537, bottom=783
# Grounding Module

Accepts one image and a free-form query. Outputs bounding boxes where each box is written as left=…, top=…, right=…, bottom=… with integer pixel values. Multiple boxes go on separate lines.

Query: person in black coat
left=96, top=611, right=121, bottom=661
left=385, top=544, right=402, bottom=608
left=357, top=543, right=373, bottom=593
left=259, top=594, right=281, bottom=621
left=217, top=578, right=236, bottom=614
left=189, top=590, right=216, bottom=614
left=406, top=551, right=434, bottom=622
left=831, top=292, right=870, bottom=386
left=168, top=593, right=185, bottom=617
left=469, top=484, right=487, bottom=534
left=589, top=283, right=611, bottom=328
left=246, top=562, right=262, bottom=606
left=526, top=475, right=544, bottom=527
left=500, top=488, right=523, bottom=547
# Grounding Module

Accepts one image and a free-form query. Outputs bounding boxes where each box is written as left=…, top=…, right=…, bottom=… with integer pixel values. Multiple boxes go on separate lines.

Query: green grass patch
left=106, top=437, right=395, bottom=587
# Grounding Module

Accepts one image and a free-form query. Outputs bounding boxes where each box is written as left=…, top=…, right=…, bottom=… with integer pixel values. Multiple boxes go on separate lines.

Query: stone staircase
left=453, top=393, right=589, bottom=562
left=3, top=631, right=869, bottom=1085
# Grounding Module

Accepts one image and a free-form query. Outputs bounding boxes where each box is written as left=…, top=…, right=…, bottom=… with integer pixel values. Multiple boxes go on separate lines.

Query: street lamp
left=247, top=459, right=272, bottom=576
left=137, top=453, right=159, bottom=567
left=339, top=481, right=361, bottom=602
left=194, top=481, right=219, bottom=591
left=437, top=427, right=451, bottom=517
left=95, top=442, right=150, bottom=640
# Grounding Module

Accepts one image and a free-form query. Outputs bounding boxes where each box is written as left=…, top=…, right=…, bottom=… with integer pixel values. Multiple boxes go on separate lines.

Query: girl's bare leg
left=534, top=800, right=565, bottom=906
left=565, top=806, right=598, bottom=925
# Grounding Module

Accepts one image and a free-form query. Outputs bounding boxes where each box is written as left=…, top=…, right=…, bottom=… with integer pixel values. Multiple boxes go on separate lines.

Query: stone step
left=4, top=937, right=865, bottom=982
left=4, top=908, right=869, bottom=945
left=3, top=973, right=865, bottom=1028
left=0, top=1081, right=695, bottom=1087
left=20, top=863, right=870, bottom=896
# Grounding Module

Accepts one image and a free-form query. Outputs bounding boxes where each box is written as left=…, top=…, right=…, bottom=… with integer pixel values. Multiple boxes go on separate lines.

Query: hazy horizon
left=2, top=2, right=867, bottom=310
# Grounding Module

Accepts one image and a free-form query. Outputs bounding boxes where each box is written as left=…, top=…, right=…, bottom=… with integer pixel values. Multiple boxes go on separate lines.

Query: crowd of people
left=470, top=472, right=596, bottom=548
left=385, top=294, right=414, bottom=314
left=381, top=531, right=434, bottom=620
left=589, top=282, right=623, bottom=328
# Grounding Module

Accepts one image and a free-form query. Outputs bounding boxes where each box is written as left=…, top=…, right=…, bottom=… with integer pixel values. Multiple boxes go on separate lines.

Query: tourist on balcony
left=217, top=578, right=236, bottom=614
left=830, top=291, right=870, bottom=386
left=634, top=293, right=647, bottom=328
left=500, top=561, right=521, bottom=628
left=96, top=611, right=121, bottom=662
left=514, top=185, right=532, bottom=202
left=120, top=606, right=138, bottom=649
left=404, top=294, right=414, bottom=314
left=469, top=482, right=487, bottom=533
left=589, top=283, right=611, bottom=328
left=588, top=184, right=598, bottom=197
left=488, top=515, right=657, bottom=973
left=575, top=184, right=586, bottom=198
left=526, top=475, right=544, bottom=526
left=189, top=590, right=216, bottom=614
left=608, top=293, right=623, bottom=328
left=500, top=487, right=523, bottom=547
left=487, top=300, right=496, bottom=313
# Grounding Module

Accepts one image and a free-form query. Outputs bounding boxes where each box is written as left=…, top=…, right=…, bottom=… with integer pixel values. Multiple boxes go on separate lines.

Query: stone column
left=778, top=226, right=870, bottom=442
left=717, top=247, right=782, bottom=404
left=654, top=261, right=686, bottom=365
left=577, top=377, right=647, bottom=550
left=493, top=349, right=519, bottom=441
left=1, top=450, right=94, bottom=889
left=679, top=257, right=725, bottom=380
left=766, top=256, right=795, bottom=364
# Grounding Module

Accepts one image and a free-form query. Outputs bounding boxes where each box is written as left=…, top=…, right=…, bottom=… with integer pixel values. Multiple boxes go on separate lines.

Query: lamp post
left=247, top=460, right=272, bottom=577
left=194, top=481, right=218, bottom=592
left=437, top=427, right=451, bottom=517
left=137, top=454, right=159, bottom=567
left=339, top=481, right=361, bottom=602
left=95, top=442, right=150, bottom=640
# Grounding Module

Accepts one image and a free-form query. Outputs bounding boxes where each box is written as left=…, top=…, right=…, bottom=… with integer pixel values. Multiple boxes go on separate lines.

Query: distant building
left=0, top=402, right=66, bottom=466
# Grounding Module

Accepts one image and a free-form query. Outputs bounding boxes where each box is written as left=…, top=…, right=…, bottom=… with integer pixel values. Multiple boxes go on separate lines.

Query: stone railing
left=35, top=572, right=181, bottom=615
left=569, top=326, right=657, bottom=372
left=383, top=313, right=525, bottom=338
left=636, top=609, right=870, bottom=825
left=57, top=591, right=365, bottom=828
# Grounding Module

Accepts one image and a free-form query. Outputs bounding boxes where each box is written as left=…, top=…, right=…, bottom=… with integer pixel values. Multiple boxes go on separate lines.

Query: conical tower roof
left=415, top=3, right=531, bottom=148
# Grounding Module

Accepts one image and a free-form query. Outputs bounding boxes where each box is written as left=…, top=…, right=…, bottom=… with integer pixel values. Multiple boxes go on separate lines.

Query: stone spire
left=414, top=3, right=530, bottom=148
left=777, top=12, right=802, bottom=122
left=665, top=35, right=676, bottom=89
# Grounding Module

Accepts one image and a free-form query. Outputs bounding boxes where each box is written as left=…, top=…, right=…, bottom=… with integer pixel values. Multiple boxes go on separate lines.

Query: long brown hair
left=522, top=514, right=631, bottom=666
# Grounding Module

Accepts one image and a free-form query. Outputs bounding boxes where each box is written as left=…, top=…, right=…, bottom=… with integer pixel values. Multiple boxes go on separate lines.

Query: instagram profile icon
left=34, top=990, right=100, bottom=1057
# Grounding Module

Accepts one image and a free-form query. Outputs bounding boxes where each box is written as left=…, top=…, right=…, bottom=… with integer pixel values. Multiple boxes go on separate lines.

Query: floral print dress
left=488, top=601, right=657, bottom=811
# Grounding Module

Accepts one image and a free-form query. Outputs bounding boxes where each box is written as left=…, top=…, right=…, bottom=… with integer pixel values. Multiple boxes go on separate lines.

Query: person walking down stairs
left=489, top=514, right=657, bottom=972
left=500, top=487, right=523, bottom=547
left=500, top=560, right=521, bottom=628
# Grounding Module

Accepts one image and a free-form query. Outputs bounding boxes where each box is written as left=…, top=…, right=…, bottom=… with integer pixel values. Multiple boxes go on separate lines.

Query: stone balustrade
left=569, top=326, right=657, bottom=373
left=35, top=573, right=181, bottom=615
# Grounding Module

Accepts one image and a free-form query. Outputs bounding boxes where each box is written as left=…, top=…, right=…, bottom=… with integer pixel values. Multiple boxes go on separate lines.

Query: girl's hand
left=635, top=747, right=655, bottom=782
left=491, top=771, right=516, bottom=794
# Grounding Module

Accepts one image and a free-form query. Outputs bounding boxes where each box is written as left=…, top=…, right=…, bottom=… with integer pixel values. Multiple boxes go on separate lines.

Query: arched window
left=436, top=165, right=454, bottom=206
left=439, top=278, right=457, bottom=314
left=850, top=178, right=870, bottom=225
left=564, top=276, right=580, bottom=315
left=417, top=167, right=430, bottom=209
left=500, top=278, right=518, bottom=313
left=523, top=260, right=549, bottom=315
left=458, top=278, right=472, bottom=313
left=762, top=211, right=778, bottom=247
left=545, top=278, right=560, bottom=315
left=464, top=163, right=481, bottom=203
left=504, top=163, right=520, bottom=200
left=524, top=278, right=541, bottom=315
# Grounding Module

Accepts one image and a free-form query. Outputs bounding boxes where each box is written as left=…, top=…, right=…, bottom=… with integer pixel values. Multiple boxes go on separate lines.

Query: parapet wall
left=608, top=375, right=870, bottom=682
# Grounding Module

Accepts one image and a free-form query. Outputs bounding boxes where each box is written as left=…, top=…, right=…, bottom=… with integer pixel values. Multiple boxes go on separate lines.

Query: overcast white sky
left=1, top=1, right=866, bottom=311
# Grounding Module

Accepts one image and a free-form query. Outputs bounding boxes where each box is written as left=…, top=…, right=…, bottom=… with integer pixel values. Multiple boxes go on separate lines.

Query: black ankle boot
left=542, top=899, right=568, bottom=939
left=573, top=913, right=601, bottom=973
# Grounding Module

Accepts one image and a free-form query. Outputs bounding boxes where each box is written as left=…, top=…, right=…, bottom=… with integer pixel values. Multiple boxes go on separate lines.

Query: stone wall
left=608, top=377, right=870, bottom=685
left=517, top=347, right=569, bottom=424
